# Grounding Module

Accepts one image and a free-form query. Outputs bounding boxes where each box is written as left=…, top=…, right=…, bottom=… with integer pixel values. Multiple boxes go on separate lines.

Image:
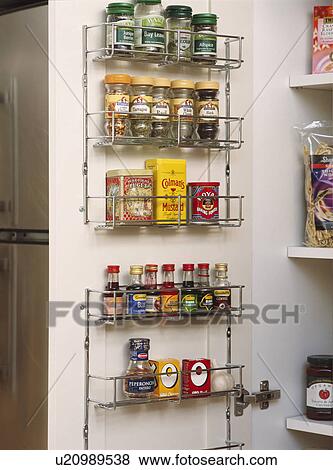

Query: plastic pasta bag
left=295, top=121, right=333, bottom=247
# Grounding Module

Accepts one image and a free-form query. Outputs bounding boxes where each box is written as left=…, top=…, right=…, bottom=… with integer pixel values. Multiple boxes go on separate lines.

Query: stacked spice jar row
left=106, top=2, right=219, bottom=64
left=103, top=262, right=232, bottom=317
left=104, top=74, right=220, bottom=141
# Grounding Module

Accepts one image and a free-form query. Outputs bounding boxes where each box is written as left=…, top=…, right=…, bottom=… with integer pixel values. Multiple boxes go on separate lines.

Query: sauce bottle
left=104, top=265, right=123, bottom=317
left=197, top=263, right=214, bottom=313
left=145, top=264, right=160, bottom=314
left=126, top=265, right=146, bottom=315
left=160, top=264, right=179, bottom=314
left=181, top=263, right=198, bottom=313
left=124, top=338, right=155, bottom=399
left=213, top=263, right=231, bottom=312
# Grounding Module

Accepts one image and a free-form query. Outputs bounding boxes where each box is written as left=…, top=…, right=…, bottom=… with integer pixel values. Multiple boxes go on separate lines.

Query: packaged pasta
left=295, top=121, right=333, bottom=247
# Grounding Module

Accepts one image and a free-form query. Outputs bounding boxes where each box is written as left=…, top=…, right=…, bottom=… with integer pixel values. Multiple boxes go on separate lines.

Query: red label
left=182, top=359, right=211, bottom=397
left=189, top=184, right=219, bottom=221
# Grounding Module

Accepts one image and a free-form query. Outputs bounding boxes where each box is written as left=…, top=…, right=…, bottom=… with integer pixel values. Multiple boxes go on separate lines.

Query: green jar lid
left=192, top=13, right=218, bottom=25
left=106, top=3, right=134, bottom=14
left=137, top=0, right=161, bottom=4
left=165, top=5, right=192, bottom=19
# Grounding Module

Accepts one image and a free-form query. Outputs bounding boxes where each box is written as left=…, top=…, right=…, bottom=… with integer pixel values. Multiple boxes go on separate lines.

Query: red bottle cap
left=162, top=264, right=175, bottom=272
left=145, top=264, right=158, bottom=272
left=107, top=265, right=120, bottom=273
left=198, top=263, right=209, bottom=270
left=183, top=263, right=194, bottom=271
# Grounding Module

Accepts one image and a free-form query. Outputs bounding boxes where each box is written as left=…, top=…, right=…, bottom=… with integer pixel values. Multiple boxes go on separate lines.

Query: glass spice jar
left=165, top=5, right=192, bottom=62
left=170, top=80, right=195, bottom=141
left=306, top=355, right=333, bottom=421
left=130, top=76, right=154, bottom=138
left=106, top=2, right=135, bottom=56
left=192, top=13, right=218, bottom=65
left=124, top=338, right=155, bottom=398
left=151, top=77, right=171, bottom=138
left=195, top=81, right=220, bottom=141
left=104, top=74, right=131, bottom=138
left=134, top=0, right=165, bottom=59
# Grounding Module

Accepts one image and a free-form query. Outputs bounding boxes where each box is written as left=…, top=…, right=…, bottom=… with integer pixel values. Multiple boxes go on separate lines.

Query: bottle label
left=193, top=32, right=217, bottom=56
left=130, top=95, right=152, bottom=117
left=127, top=293, right=147, bottom=315
left=181, top=293, right=198, bottom=313
left=145, top=293, right=160, bottom=313
left=107, top=19, right=134, bottom=47
left=213, top=289, right=231, bottom=310
left=105, top=93, right=130, bottom=119
left=197, top=100, right=219, bottom=123
left=152, top=98, right=170, bottom=121
left=171, top=98, right=194, bottom=122
left=198, top=291, right=214, bottom=311
left=307, top=380, right=333, bottom=409
left=168, top=29, right=191, bottom=53
left=104, top=296, right=123, bottom=316
left=127, top=377, right=156, bottom=394
left=161, top=293, right=179, bottom=313
left=135, top=16, right=165, bottom=50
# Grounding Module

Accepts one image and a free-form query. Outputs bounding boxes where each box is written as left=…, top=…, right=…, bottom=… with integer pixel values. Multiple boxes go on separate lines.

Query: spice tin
left=188, top=182, right=220, bottom=223
left=150, top=359, right=181, bottom=398
left=182, top=358, right=211, bottom=397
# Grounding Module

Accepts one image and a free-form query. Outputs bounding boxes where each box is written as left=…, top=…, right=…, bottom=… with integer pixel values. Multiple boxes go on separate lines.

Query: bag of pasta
left=295, top=121, right=333, bottom=247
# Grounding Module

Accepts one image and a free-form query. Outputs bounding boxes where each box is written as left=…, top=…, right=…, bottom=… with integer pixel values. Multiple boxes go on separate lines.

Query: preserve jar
left=170, top=80, right=195, bottom=141
left=306, top=355, right=333, bottom=421
left=130, top=76, right=154, bottom=138
left=134, top=0, right=165, bottom=59
left=192, top=13, right=218, bottom=65
left=106, top=2, right=134, bottom=55
left=151, top=77, right=171, bottom=138
left=104, top=74, right=131, bottom=138
left=195, top=81, right=220, bottom=141
left=124, top=338, right=155, bottom=398
left=165, top=5, right=192, bottom=62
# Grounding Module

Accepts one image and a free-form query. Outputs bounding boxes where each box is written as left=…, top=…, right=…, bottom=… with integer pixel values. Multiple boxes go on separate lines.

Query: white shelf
left=289, top=73, right=333, bottom=91
left=287, top=415, right=333, bottom=437
left=287, top=246, right=333, bottom=260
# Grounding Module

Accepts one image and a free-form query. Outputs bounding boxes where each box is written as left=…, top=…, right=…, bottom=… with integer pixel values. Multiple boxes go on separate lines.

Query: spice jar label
left=193, top=33, right=217, bottom=56
left=171, top=98, right=194, bottom=121
left=181, top=293, right=198, bottom=313
left=107, top=20, right=134, bottom=47
left=126, top=377, right=156, bottom=394
left=104, top=296, right=124, bottom=316
left=161, top=293, right=179, bottom=313
left=169, top=30, right=191, bottom=52
left=130, top=95, right=152, bottom=116
left=213, top=289, right=231, bottom=310
left=307, top=381, right=333, bottom=409
left=135, top=16, right=165, bottom=49
left=197, top=100, right=219, bottom=121
left=198, top=291, right=214, bottom=311
left=105, top=93, right=130, bottom=118
left=127, top=293, right=147, bottom=315
left=152, top=99, right=170, bottom=120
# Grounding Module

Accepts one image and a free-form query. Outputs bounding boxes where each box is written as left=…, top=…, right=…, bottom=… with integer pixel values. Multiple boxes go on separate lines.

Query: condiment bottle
left=104, top=74, right=131, bottom=139
left=165, top=5, right=192, bottom=62
left=306, top=355, right=333, bottom=421
left=106, top=2, right=135, bottom=56
left=195, top=81, right=220, bottom=141
left=181, top=263, right=198, bottom=313
left=126, top=265, right=147, bottom=315
left=124, top=338, right=155, bottom=398
left=130, top=76, right=154, bottom=138
left=151, top=78, right=171, bottom=138
left=197, top=263, right=214, bottom=312
left=213, top=263, right=231, bottom=312
left=160, top=264, right=179, bottom=314
left=192, top=13, right=218, bottom=65
left=104, top=265, right=124, bottom=317
left=145, top=264, right=160, bottom=314
left=134, top=0, right=165, bottom=59
left=170, top=80, right=195, bottom=141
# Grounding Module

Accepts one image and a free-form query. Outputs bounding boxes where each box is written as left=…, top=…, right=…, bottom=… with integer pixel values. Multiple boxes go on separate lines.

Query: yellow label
left=104, top=296, right=123, bottom=316
left=171, top=98, right=194, bottom=122
left=161, top=293, right=179, bottom=313
left=105, top=93, right=129, bottom=119
left=149, top=359, right=181, bottom=397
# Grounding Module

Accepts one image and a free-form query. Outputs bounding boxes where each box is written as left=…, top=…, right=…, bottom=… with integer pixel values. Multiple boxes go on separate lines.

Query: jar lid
left=192, top=13, right=218, bottom=25
left=107, top=265, right=120, bottom=273
left=183, top=263, right=194, bottom=271
left=162, top=264, right=175, bottom=271
left=195, top=81, right=220, bottom=91
left=307, top=355, right=333, bottom=367
left=137, top=0, right=161, bottom=4
left=145, top=264, right=158, bottom=272
left=130, top=265, right=144, bottom=275
left=188, top=182, right=220, bottom=186
left=106, top=3, right=134, bottom=14
left=215, top=263, right=228, bottom=271
left=165, top=5, right=192, bottom=19
left=129, top=338, right=150, bottom=351
left=171, top=79, right=195, bottom=89
left=104, top=73, right=131, bottom=84
left=198, top=263, right=209, bottom=269
left=131, top=76, right=155, bottom=86
left=153, top=77, right=171, bottom=87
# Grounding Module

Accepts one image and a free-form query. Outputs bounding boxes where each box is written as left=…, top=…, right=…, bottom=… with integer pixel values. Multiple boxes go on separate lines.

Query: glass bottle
left=213, top=263, right=231, bottom=312
left=197, top=263, right=214, bottom=312
left=170, top=80, right=195, bottom=141
left=106, top=2, right=134, bottom=56
left=195, top=81, right=220, bottom=141
left=181, top=263, right=198, bottom=313
left=104, top=74, right=131, bottom=139
left=145, top=264, right=160, bottom=314
left=134, top=0, right=165, bottom=59
left=130, top=76, right=154, bottom=138
left=192, top=13, right=218, bottom=65
left=160, top=264, right=179, bottom=314
left=104, top=265, right=124, bottom=317
left=126, top=265, right=147, bottom=315
left=165, top=5, right=192, bottom=62
left=124, top=338, right=155, bottom=398
left=151, top=78, right=171, bottom=138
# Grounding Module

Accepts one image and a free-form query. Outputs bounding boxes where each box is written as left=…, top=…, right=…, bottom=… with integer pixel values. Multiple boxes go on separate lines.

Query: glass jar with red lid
left=160, top=264, right=179, bottom=314
left=306, top=355, right=333, bottom=421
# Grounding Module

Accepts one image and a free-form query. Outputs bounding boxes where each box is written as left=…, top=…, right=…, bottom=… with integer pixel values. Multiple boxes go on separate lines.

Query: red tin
left=182, top=358, right=211, bottom=397
left=188, top=182, right=220, bottom=222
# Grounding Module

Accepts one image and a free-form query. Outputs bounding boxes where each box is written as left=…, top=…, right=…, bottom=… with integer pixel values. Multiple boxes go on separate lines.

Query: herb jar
left=151, top=78, right=171, bottom=138
left=130, top=76, right=154, bottom=138
left=306, top=355, right=333, bottom=421
left=195, top=81, right=220, bottom=141
left=166, top=5, right=192, bottom=62
left=124, top=338, right=155, bottom=398
left=192, top=13, right=218, bottom=64
left=134, top=0, right=165, bottom=58
left=106, top=3, right=135, bottom=55
left=104, top=74, right=131, bottom=138
left=170, top=80, right=195, bottom=141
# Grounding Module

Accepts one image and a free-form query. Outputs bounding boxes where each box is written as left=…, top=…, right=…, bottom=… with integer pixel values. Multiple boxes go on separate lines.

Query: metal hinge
left=84, top=336, right=89, bottom=350
left=234, top=380, right=281, bottom=417
left=82, top=74, right=88, bottom=88
left=83, top=424, right=88, bottom=440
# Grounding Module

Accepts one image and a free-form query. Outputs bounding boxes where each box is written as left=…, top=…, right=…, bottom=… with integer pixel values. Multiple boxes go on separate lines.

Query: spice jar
left=106, top=2, right=135, bottom=55
left=104, top=74, right=131, bottom=138
left=130, top=76, right=154, bottom=138
left=192, top=13, right=218, bottom=64
left=195, top=81, right=220, bottom=141
left=188, top=182, right=220, bottom=223
left=170, top=80, right=195, bottom=141
left=134, top=0, right=165, bottom=59
left=306, top=355, right=333, bottom=421
left=151, top=78, right=171, bottom=138
left=166, top=5, right=192, bottom=62
left=124, top=338, right=155, bottom=398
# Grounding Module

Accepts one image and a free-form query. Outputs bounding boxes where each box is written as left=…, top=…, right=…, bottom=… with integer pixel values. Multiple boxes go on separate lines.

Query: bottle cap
left=153, top=77, right=171, bottom=88
left=130, top=265, right=144, bottom=275
left=104, top=74, right=131, bottom=85
left=162, top=264, right=175, bottom=272
left=145, top=264, right=158, bottom=272
left=192, top=13, right=218, bottom=25
left=171, top=80, right=195, bottom=89
left=307, top=355, right=333, bottom=367
left=198, top=263, right=209, bottom=270
left=137, top=0, right=161, bottom=4
left=183, top=263, right=194, bottom=271
left=106, top=3, right=134, bottom=15
left=195, top=81, right=220, bottom=91
left=129, top=338, right=150, bottom=352
left=165, top=5, right=192, bottom=19
left=215, top=263, right=228, bottom=271
left=131, top=76, right=155, bottom=86
left=107, top=265, right=120, bottom=273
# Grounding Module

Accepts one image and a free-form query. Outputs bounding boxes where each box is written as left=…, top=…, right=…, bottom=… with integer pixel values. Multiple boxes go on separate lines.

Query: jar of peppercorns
left=104, top=74, right=131, bottom=139
left=195, top=81, right=220, bottom=141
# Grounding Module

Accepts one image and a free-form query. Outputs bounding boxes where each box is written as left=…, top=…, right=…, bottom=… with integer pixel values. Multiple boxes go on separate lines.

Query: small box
left=145, top=159, right=186, bottom=224
left=149, top=359, right=181, bottom=398
left=313, top=6, right=333, bottom=74
left=182, top=358, right=211, bottom=398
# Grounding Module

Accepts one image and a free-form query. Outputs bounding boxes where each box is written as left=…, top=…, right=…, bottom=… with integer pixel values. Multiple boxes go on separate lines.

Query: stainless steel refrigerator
left=0, top=4, right=48, bottom=449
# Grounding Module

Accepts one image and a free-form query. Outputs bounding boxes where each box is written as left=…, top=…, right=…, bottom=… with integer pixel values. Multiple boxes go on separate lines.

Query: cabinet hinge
left=234, top=380, right=281, bottom=417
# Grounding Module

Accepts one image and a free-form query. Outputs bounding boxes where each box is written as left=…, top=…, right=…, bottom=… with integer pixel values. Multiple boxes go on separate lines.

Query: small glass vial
left=134, top=0, right=165, bottom=59
left=192, top=13, right=218, bottom=65
left=104, top=265, right=124, bottom=317
left=170, top=80, right=195, bottom=141
left=151, top=78, right=171, bottom=138
left=160, top=264, right=179, bottom=314
left=126, top=265, right=147, bottom=315
left=213, top=263, right=231, bottom=312
left=165, top=5, right=192, bottom=62
left=106, top=2, right=134, bottom=56
left=181, top=263, right=198, bottom=313
left=124, top=338, right=155, bottom=398
left=130, top=76, right=154, bottom=138
left=195, top=81, right=220, bottom=141
left=197, top=263, right=213, bottom=312
left=145, top=264, right=160, bottom=314
left=104, top=74, right=131, bottom=138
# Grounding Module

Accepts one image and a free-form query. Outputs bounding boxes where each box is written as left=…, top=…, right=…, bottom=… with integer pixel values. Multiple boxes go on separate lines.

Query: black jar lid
left=166, top=5, right=192, bottom=19
left=307, top=355, right=333, bottom=367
